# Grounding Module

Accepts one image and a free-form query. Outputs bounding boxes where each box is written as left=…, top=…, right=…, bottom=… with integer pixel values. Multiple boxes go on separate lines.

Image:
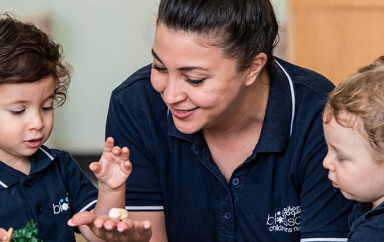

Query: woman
left=76, top=0, right=354, bottom=241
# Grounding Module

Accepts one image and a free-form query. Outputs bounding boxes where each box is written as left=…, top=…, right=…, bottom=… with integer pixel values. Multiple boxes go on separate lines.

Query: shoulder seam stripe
left=300, top=238, right=348, bottom=242
left=79, top=200, right=98, bottom=212
left=125, top=206, right=164, bottom=211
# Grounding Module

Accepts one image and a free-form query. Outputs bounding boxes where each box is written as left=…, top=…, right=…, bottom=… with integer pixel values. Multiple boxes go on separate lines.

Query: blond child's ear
left=245, top=53, right=268, bottom=86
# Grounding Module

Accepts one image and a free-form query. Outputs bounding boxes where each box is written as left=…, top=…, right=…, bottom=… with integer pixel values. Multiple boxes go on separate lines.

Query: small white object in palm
left=109, top=208, right=129, bottom=220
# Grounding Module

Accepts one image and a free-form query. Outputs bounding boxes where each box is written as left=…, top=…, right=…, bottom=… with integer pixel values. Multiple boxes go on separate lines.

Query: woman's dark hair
left=157, top=0, right=279, bottom=71
left=0, top=13, right=71, bottom=107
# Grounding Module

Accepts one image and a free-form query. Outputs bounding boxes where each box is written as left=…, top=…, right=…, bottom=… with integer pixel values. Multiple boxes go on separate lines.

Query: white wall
left=1, top=0, right=159, bottom=153
left=0, top=0, right=286, bottom=154
left=271, top=0, right=286, bottom=25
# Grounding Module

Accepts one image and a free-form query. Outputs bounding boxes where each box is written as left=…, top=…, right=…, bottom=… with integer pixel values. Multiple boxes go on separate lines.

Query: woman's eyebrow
left=177, top=66, right=209, bottom=72
left=152, top=49, right=209, bottom=72
left=151, top=49, right=164, bottom=65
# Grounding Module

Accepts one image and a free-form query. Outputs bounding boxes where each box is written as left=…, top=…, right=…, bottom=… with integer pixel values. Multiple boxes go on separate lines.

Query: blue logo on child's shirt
left=53, top=195, right=70, bottom=215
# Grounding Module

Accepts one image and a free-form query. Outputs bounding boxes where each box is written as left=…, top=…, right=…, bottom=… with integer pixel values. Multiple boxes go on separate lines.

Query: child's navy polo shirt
left=347, top=202, right=384, bottom=241
left=106, top=58, right=355, bottom=241
left=0, top=146, right=98, bottom=241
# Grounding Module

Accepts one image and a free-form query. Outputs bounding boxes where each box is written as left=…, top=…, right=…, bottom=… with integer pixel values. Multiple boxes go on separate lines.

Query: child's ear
left=245, top=53, right=267, bottom=86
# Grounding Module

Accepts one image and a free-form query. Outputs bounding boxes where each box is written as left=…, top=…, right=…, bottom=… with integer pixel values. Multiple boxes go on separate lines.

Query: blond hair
left=324, top=56, right=384, bottom=162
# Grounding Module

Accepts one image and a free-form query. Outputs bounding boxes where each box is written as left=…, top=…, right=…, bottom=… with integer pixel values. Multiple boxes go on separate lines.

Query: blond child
left=0, top=13, right=141, bottom=241
left=323, top=56, right=384, bottom=241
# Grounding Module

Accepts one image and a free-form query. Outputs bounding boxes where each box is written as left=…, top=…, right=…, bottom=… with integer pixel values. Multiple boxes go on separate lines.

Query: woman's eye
left=152, top=64, right=167, bottom=72
left=186, top=77, right=206, bottom=85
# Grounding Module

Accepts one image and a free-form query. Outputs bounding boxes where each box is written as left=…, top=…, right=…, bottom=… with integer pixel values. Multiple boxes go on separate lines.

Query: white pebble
left=109, top=208, right=129, bottom=220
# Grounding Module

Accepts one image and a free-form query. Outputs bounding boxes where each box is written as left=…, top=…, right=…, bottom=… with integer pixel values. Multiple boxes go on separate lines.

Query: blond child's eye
left=336, top=156, right=346, bottom=161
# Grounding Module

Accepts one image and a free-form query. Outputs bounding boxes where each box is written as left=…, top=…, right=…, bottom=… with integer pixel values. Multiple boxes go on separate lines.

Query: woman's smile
left=169, top=106, right=198, bottom=119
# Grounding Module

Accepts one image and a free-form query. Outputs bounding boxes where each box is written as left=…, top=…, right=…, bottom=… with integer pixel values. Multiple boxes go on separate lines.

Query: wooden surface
left=287, top=0, right=384, bottom=84
left=75, top=233, right=87, bottom=242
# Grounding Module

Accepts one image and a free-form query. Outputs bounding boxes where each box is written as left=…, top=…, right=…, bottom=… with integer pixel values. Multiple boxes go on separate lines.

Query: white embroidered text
left=266, top=205, right=301, bottom=233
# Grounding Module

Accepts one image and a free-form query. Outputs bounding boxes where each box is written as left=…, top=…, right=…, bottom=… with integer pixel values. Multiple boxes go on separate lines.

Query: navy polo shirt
left=0, top=146, right=98, bottom=241
left=106, top=58, right=355, bottom=241
left=347, top=202, right=384, bottom=241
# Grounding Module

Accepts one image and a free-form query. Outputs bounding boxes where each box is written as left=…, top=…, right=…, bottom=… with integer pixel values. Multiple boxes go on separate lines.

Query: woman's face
left=151, top=24, right=252, bottom=134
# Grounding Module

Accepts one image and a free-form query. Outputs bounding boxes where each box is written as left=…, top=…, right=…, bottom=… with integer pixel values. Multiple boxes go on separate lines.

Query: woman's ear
left=245, top=53, right=267, bottom=86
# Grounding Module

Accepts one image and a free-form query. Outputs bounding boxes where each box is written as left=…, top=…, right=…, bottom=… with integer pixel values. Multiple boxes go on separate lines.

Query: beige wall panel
left=287, top=0, right=384, bottom=84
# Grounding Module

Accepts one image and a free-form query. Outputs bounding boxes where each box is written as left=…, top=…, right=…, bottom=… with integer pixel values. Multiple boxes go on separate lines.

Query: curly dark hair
left=0, top=13, right=71, bottom=107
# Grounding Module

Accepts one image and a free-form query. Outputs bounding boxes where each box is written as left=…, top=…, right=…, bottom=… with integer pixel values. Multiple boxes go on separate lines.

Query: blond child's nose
left=322, top=153, right=334, bottom=171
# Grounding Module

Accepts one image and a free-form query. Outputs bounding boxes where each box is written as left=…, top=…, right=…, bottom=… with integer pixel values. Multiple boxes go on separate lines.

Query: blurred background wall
left=3, top=0, right=383, bottom=158
left=0, top=0, right=287, bottom=156
left=0, top=0, right=160, bottom=154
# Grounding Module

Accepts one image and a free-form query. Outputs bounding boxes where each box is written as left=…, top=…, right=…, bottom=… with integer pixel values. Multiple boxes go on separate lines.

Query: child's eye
left=10, top=110, right=25, bottom=115
left=336, top=156, right=346, bottom=161
left=42, top=106, right=53, bottom=111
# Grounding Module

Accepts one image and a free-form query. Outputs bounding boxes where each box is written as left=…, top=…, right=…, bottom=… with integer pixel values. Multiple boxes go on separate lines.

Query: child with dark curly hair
left=0, top=14, right=141, bottom=242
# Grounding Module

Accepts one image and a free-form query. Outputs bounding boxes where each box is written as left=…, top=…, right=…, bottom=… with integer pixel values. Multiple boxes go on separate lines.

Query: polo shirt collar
left=349, top=201, right=384, bottom=235
left=0, top=145, right=56, bottom=189
left=255, top=59, right=295, bottom=153
left=167, top=58, right=295, bottom=153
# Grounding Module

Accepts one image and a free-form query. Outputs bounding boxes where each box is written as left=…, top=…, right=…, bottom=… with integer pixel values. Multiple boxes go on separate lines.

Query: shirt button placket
left=224, top=211, right=231, bottom=220
left=223, top=178, right=240, bottom=225
left=224, top=178, right=239, bottom=223
left=218, top=180, right=236, bottom=239
left=224, top=193, right=232, bottom=220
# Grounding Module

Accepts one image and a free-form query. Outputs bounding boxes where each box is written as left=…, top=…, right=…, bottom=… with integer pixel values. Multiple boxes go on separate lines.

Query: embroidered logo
left=266, top=205, right=301, bottom=233
left=53, top=195, right=70, bottom=215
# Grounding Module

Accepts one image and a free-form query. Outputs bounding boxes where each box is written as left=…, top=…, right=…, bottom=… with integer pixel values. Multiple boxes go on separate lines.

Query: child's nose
left=323, top=153, right=335, bottom=171
left=29, top=113, right=44, bottom=130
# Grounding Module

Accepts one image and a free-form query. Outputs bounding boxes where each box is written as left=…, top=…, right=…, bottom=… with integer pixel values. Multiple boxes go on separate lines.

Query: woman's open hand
left=68, top=211, right=152, bottom=242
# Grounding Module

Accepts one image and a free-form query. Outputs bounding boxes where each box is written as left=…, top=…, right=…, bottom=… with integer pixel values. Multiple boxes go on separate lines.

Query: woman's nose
left=163, top=78, right=187, bottom=104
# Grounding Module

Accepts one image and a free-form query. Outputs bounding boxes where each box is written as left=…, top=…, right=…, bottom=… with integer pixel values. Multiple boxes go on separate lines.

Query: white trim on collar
left=39, top=146, right=54, bottom=160
left=274, top=60, right=296, bottom=137
left=0, top=181, right=8, bottom=188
